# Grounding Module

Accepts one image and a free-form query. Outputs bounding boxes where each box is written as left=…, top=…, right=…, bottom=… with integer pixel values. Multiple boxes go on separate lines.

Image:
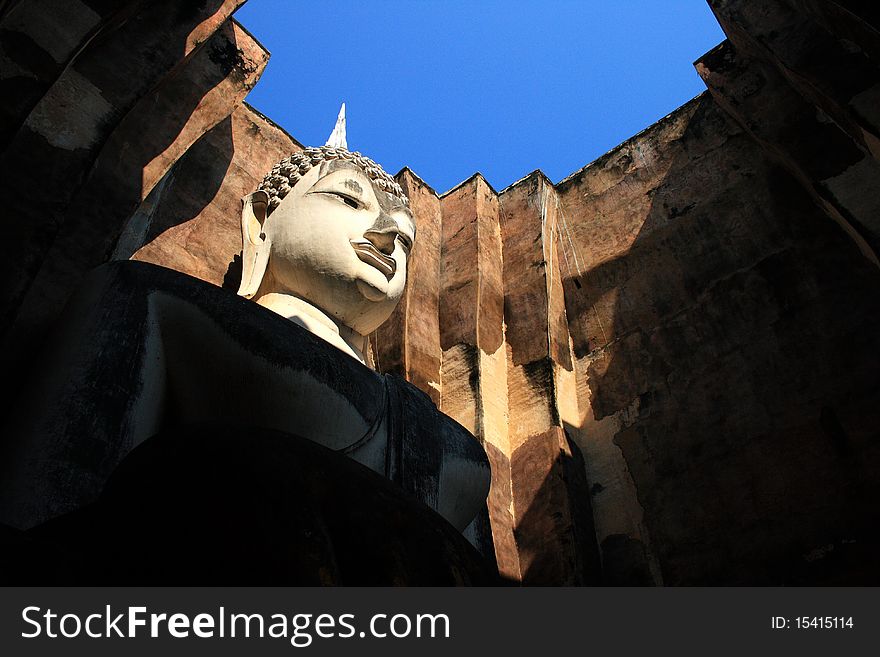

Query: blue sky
left=234, top=1, right=725, bottom=194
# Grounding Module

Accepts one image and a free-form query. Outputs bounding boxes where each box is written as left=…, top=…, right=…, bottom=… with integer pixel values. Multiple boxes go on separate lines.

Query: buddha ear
left=238, top=190, right=271, bottom=298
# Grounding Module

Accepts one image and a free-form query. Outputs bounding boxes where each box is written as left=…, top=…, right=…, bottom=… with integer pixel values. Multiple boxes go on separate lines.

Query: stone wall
left=2, top=0, right=878, bottom=584
left=557, top=94, right=880, bottom=584
left=0, top=0, right=267, bottom=414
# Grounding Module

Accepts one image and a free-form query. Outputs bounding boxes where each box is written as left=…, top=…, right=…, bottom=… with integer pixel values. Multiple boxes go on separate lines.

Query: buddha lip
left=350, top=240, right=396, bottom=279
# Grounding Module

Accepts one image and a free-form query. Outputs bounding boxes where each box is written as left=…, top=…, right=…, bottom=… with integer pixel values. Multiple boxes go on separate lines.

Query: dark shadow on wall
left=0, top=2, right=242, bottom=422
left=560, top=95, right=880, bottom=584
left=0, top=0, right=148, bottom=150
left=511, top=428, right=602, bottom=586
left=58, top=19, right=247, bottom=265
left=223, top=253, right=243, bottom=291
left=563, top=425, right=656, bottom=586
left=139, top=115, right=236, bottom=248
left=1, top=0, right=238, bottom=331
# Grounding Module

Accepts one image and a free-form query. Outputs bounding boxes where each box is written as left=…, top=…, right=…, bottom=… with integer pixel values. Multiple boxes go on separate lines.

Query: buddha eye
left=340, top=195, right=360, bottom=209
left=319, top=190, right=362, bottom=209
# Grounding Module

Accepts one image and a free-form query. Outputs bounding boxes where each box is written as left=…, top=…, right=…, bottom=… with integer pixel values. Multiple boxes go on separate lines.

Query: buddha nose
left=363, top=212, right=400, bottom=255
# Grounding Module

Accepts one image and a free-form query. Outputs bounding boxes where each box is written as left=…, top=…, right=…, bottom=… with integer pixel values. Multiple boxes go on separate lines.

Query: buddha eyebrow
left=343, top=179, right=363, bottom=196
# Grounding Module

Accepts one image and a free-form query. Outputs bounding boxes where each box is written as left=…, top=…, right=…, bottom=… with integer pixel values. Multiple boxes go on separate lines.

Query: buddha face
left=251, top=159, right=415, bottom=336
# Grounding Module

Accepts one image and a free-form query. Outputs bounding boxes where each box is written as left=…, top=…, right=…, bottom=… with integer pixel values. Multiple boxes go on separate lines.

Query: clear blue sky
left=234, top=1, right=725, bottom=194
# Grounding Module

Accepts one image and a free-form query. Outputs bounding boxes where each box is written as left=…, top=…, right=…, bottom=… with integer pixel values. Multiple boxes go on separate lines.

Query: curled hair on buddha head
left=258, top=145, right=409, bottom=216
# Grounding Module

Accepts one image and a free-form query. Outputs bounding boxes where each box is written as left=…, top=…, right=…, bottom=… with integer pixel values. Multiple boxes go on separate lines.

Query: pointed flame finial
left=325, top=102, right=347, bottom=149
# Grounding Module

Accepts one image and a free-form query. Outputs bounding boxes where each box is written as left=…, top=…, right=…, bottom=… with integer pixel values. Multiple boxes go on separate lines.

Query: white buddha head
left=237, top=114, right=415, bottom=360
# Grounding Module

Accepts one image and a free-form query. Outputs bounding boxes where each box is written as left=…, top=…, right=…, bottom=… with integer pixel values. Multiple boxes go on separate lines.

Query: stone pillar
left=708, top=0, right=880, bottom=158
left=439, top=174, right=516, bottom=578
left=370, top=168, right=442, bottom=405
left=498, top=171, right=600, bottom=585
left=0, top=0, right=251, bottom=405
left=699, top=1, right=880, bottom=265
left=1, top=0, right=245, bottom=325
left=0, top=0, right=149, bottom=150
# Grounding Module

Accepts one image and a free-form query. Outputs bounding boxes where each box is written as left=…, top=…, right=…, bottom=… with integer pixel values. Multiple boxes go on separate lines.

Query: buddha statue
left=237, top=107, right=414, bottom=364
left=0, top=108, right=494, bottom=581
